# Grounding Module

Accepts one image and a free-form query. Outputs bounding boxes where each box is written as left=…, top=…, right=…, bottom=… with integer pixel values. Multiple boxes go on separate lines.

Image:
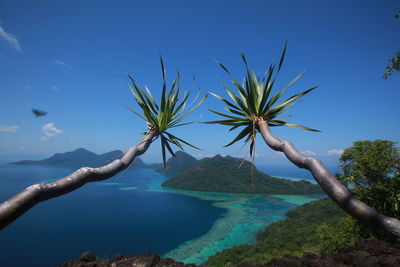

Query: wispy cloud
left=41, top=123, right=63, bottom=141
left=190, top=153, right=229, bottom=159
left=326, top=149, right=344, bottom=156
left=0, top=26, right=21, bottom=51
left=0, top=125, right=19, bottom=133
left=52, top=59, right=71, bottom=71
left=301, top=150, right=317, bottom=156
left=51, top=86, right=60, bottom=92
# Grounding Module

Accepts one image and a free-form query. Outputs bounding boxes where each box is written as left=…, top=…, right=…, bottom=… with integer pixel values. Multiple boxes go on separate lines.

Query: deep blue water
left=0, top=165, right=224, bottom=267
left=0, top=163, right=328, bottom=266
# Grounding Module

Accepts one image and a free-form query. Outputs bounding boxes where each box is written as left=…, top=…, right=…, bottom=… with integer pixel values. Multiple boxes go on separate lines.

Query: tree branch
left=257, top=119, right=400, bottom=237
left=0, top=131, right=157, bottom=230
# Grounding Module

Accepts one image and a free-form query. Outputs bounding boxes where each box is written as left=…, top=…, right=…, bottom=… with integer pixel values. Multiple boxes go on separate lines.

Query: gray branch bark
left=257, top=119, right=400, bottom=237
left=0, top=131, right=156, bottom=230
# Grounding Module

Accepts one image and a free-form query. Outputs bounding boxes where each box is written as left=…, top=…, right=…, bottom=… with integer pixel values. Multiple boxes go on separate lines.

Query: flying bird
left=32, top=109, right=47, bottom=117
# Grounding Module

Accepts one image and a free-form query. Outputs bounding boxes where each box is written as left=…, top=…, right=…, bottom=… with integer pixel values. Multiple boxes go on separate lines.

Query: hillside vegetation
left=162, top=155, right=322, bottom=194
left=206, top=198, right=348, bottom=266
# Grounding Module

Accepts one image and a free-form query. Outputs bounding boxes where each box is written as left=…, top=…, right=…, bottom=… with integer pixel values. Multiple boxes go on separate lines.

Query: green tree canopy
left=383, top=11, right=400, bottom=79
left=338, top=140, right=400, bottom=218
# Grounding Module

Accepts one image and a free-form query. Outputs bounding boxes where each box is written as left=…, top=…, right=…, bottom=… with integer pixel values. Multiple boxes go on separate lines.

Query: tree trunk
left=0, top=131, right=156, bottom=230
left=257, top=119, right=400, bottom=237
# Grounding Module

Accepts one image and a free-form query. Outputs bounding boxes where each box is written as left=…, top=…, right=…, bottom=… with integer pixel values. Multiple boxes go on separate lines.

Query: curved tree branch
left=0, top=131, right=157, bottom=230
left=257, top=119, right=400, bottom=237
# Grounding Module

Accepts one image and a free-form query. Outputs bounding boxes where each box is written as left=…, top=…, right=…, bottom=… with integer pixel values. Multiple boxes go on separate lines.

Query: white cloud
left=0, top=26, right=21, bottom=51
left=326, top=149, right=344, bottom=156
left=301, top=150, right=317, bottom=156
left=191, top=153, right=216, bottom=159
left=52, top=59, right=71, bottom=70
left=0, top=125, right=19, bottom=133
left=41, top=123, right=63, bottom=141
left=51, top=86, right=60, bottom=91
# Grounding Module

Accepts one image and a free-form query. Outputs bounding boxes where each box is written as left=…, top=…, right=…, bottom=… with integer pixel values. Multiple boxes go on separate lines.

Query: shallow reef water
left=146, top=176, right=323, bottom=265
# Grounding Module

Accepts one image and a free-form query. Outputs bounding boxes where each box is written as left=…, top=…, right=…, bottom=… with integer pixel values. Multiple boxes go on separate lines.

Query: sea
left=0, top=163, right=335, bottom=266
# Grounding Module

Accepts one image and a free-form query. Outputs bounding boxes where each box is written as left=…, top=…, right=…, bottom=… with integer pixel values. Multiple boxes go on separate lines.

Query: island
left=162, top=154, right=322, bottom=195
left=11, top=147, right=147, bottom=168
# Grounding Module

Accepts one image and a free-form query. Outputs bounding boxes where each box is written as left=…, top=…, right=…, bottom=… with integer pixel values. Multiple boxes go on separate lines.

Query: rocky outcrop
left=58, top=238, right=400, bottom=267
left=238, top=238, right=400, bottom=267
left=59, top=251, right=197, bottom=267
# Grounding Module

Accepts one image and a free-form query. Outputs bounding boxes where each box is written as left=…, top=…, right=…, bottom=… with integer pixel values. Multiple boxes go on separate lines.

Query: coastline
left=146, top=175, right=323, bottom=265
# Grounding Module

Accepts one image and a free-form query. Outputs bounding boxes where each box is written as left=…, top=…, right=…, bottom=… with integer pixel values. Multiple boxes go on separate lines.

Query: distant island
left=11, top=148, right=147, bottom=168
left=162, top=154, right=322, bottom=195
left=12, top=148, right=321, bottom=195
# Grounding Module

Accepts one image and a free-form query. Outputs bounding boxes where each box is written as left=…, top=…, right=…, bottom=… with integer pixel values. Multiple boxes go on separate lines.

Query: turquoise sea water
left=0, top=164, right=324, bottom=266
left=146, top=176, right=323, bottom=264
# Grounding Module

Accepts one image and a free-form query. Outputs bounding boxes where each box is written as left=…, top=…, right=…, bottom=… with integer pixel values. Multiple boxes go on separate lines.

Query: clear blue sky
left=0, top=0, right=399, bottom=166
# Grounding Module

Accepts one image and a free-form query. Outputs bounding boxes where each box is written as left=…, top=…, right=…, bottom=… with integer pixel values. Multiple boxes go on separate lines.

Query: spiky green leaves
left=205, top=43, right=320, bottom=156
left=126, top=57, right=207, bottom=167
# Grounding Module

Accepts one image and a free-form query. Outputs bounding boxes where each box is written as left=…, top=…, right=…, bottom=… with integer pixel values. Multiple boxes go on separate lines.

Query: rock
left=58, top=252, right=197, bottom=267
left=79, top=251, right=96, bottom=262
left=59, top=238, right=400, bottom=267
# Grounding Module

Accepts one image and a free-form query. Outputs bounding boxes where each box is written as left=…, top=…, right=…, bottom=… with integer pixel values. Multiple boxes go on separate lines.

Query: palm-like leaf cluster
left=125, top=57, right=207, bottom=167
left=205, top=43, right=319, bottom=156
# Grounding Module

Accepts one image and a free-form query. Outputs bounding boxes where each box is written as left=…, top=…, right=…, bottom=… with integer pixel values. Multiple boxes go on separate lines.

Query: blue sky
left=0, top=0, right=399, bottom=167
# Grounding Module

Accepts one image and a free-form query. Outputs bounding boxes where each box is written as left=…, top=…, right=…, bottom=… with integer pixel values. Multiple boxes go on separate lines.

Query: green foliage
left=124, top=57, right=207, bottom=167
left=207, top=140, right=400, bottom=265
left=336, top=140, right=400, bottom=243
left=206, top=198, right=346, bottom=266
left=338, top=140, right=400, bottom=219
left=257, top=198, right=345, bottom=249
left=206, top=241, right=305, bottom=266
left=383, top=11, right=400, bottom=79
left=204, top=43, right=319, bottom=156
left=162, top=155, right=322, bottom=194
left=383, top=51, right=400, bottom=79
left=316, top=216, right=362, bottom=254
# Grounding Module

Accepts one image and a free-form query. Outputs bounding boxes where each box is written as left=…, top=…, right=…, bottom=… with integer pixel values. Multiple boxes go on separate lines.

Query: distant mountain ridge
left=12, top=150, right=322, bottom=195
left=156, top=151, right=198, bottom=174
left=162, top=155, right=322, bottom=195
left=12, top=148, right=146, bottom=168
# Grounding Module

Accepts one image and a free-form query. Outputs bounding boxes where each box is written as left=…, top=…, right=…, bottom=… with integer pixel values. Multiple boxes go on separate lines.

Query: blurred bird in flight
left=32, top=109, right=47, bottom=117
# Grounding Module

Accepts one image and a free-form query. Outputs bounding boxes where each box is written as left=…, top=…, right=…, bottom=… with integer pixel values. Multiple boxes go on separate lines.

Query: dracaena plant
left=204, top=44, right=400, bottom=238
left=204, top=42, right=319, bottom=157
left=125, top=56, right=207, bottom=167
left=0, top=57, right=207, bottom=231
